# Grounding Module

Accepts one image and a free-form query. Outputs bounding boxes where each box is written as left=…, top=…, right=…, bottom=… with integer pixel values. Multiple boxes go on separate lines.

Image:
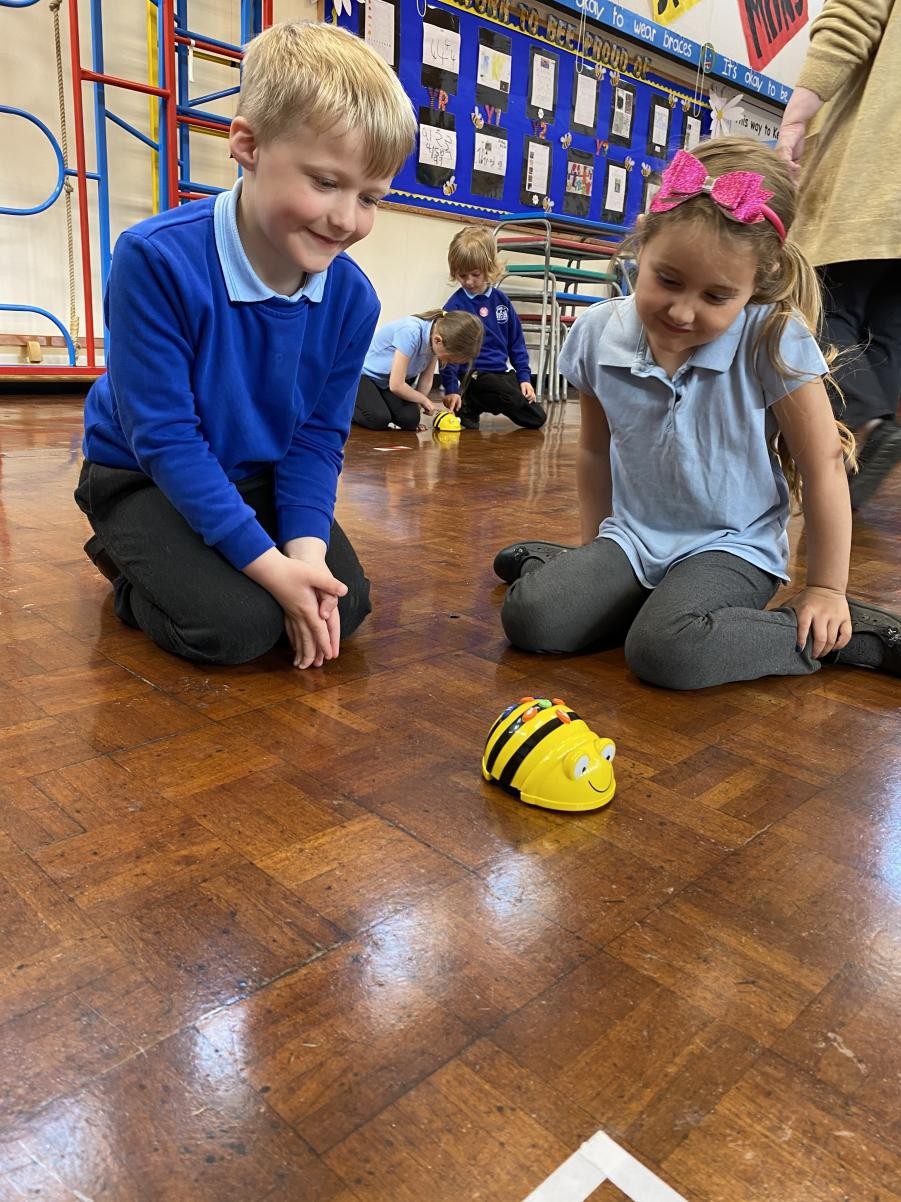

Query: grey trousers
left=75, top=460, right=371, bottom=666
left=501, top=539, right=823, bottom=690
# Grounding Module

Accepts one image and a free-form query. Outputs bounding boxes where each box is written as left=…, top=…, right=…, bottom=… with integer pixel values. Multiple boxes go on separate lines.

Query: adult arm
left=777, top=0, right=892, bottom=172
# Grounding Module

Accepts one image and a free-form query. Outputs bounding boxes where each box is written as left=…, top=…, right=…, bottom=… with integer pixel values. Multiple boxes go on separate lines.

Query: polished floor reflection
left=1, top=396, right=899, bottom=1201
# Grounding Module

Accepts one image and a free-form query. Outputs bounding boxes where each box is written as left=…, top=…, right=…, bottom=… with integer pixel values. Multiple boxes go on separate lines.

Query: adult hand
left=775, top=87, right=823, bottom=184
left=789, top=586, right=852, bottom=660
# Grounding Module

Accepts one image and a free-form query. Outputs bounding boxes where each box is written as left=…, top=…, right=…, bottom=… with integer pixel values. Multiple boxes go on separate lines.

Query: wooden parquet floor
left=0, top=397, right=899, bottom=1202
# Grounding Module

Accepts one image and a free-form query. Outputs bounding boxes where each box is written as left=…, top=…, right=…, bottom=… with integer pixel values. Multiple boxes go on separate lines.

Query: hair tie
left=651, top=149, right=786, bottom=242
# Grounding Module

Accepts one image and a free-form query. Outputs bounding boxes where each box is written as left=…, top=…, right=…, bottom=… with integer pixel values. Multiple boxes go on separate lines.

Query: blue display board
left=326, top=0, right=735, bottom=227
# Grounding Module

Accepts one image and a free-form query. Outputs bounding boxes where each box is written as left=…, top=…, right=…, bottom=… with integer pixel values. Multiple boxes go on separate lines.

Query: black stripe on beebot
left=485, top=707, right=519, bottom=747
left=484, top=712, right=528, bottom=776
left=497, top=716, right=565, bottom=789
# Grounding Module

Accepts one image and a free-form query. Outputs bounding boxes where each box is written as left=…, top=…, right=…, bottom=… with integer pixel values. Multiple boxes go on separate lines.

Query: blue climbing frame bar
left=2, top=0, right=270, bottom=378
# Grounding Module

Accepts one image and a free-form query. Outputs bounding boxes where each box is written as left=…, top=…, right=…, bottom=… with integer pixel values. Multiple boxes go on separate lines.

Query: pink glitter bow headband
left=650, top=149, right=786, bottom=242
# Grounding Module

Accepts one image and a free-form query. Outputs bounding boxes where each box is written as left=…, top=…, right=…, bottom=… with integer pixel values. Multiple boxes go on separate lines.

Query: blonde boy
left=442, top=226, right=546, bottom=429
left=76, top=23, right=415, bottom=668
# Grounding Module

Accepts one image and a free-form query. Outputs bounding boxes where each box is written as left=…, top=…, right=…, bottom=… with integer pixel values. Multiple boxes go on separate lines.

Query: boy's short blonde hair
left=447, top=226, right=504, bottom=285
left=237, top=22, right=416, bottom=179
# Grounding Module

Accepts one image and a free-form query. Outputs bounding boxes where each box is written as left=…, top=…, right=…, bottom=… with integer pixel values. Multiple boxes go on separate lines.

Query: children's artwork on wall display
left=476, top=28, right=512, bottom=111
left=521, top=136, right=551, bottom=205
left=322, top=0, right=791, bottom=225
left=602, top=160, right=628, bottom=223
left=608, top=82, right=635, bottom=148
left=363, top=0, right=399, bottom=68
left=527, top=48, right=558, bottom=121
left=683, top=113, right=702, bottom=149
left=421, top=7, right=460, bottom=95
left=647, top=97, right=670, bottom=158
left=571, top=67, right=598, bottom=136
left=417, top=108, right=456, bottom=187
left=563, top=149, right=594, bottom=217
left=642, top=174, right=661, bottom=213
left=472, top=126, right=509, bottom=198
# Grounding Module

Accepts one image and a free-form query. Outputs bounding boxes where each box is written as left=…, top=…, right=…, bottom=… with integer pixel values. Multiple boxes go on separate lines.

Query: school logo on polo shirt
left=495, top=305, right=509, bottom=323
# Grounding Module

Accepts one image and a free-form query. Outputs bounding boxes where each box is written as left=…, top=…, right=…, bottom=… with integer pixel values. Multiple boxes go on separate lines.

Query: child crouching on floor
left=441, top=226, right=547, bottom=430
left=352, top=309, right=482, bottom=431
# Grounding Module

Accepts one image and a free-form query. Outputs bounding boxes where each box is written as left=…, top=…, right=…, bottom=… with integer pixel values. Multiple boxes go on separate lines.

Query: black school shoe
left=492, top=540, right=574, bottom=583
left=458, top=398, right=481, bottom=430
left=849, top=419, right=901, bottom=510
left=836, top=598, right=901, bottom=675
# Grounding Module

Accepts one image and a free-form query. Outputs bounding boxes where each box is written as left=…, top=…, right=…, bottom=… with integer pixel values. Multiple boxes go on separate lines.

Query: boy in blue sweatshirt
left=440, top=226, right=547, bottom=430
left=75, top=22, right=415, bottom=668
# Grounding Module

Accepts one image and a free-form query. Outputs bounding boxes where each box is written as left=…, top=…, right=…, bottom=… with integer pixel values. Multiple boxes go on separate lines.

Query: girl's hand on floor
left=789, top=586, right=852, bottom=660
left=521, top=381, right=537, bottom=403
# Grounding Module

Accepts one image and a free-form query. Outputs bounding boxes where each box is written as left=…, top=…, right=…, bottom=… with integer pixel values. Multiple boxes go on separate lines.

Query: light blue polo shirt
left=558, top=295, right=828, bottom=587
left=213, top=179, right=327, bottom=304
left=362, top=316, right=434, bottom=387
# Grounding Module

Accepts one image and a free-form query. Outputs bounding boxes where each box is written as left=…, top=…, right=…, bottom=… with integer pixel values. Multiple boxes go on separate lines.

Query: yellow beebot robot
left=432, top=409, right=462, bottom=432
left=482, top=697, right=616, bottom=813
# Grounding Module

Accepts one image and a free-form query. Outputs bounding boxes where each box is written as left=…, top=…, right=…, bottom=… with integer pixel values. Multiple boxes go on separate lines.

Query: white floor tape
left=524, top=1131, right=690, bottom=1202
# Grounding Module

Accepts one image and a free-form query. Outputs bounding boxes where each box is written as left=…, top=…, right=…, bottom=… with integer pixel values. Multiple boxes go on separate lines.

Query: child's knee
left=501, top=583, right=578, bottom=653
left=624, top=624, right=707, bottom=690
left=517, top=403, right=547, bottom=429
left=339, top=571, right=372, bottom=639
left=175, top=595, right=284, bottom=665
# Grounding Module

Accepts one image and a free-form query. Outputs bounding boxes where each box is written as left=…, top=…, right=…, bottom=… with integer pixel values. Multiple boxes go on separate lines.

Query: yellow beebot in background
left=482, top=697, right=616, bottom=813
left=433, top=409, right=462, bottom=432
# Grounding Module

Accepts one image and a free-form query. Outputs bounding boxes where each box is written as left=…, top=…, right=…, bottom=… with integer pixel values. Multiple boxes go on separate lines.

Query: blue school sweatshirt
left=82, top=197, right=379, bottom=569
left=439, top=285, right=531, bottom=394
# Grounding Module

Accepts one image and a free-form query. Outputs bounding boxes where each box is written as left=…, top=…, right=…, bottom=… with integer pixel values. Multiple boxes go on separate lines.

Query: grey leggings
left=501, top=540, right=821, bottom=690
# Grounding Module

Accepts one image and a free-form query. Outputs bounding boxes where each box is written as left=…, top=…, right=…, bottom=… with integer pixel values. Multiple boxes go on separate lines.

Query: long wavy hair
left=619, top=136, right=856, bottom=506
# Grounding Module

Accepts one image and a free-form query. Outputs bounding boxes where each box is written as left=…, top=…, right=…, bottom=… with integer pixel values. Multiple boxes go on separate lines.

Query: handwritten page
left=573, top=70, right=597, bottom=130
left=611, top=87, right=633, bottom=139
left=422, top=23, right=460, bottom=76
left=604, top=164, right=627, bottom=215
left=474, top=130, right=507, bottom=176
left=419, top=122, right=456, bottom=170
left=652, top=105, right=669, bottom=149
left=530, top=53, right=556, bottom=112
left=525, top=140, right=550, bottom=195
left=364, top=0, right=395, bottom=67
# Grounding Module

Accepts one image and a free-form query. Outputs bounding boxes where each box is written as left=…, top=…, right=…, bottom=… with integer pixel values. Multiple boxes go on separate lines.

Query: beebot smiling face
left=482, top=698, right=617, bottom=813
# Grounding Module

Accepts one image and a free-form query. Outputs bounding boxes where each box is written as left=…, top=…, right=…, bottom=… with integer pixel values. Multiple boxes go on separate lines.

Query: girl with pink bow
left=492, top=137, right=901, bottom=688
